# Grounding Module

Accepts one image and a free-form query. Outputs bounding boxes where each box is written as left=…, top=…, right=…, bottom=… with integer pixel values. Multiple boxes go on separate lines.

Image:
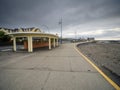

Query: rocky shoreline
left=77, top=41, right=120, bottom=86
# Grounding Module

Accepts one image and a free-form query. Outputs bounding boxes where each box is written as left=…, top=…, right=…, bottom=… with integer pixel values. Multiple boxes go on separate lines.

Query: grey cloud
left=0, top=0, right=120, bottom=39
left=1, top=0, right=120, bottom=25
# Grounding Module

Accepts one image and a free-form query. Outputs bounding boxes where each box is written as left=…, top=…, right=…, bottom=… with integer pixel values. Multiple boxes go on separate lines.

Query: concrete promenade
left=0, top=43, right=115, bottom=90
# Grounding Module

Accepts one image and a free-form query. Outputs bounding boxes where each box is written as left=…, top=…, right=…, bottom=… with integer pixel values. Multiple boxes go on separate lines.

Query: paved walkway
left=0, top=43, right=115, bottom=90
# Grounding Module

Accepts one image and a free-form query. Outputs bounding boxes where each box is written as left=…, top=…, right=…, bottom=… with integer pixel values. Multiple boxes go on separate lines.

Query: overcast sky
left=0, top=0, right=120, bottom=40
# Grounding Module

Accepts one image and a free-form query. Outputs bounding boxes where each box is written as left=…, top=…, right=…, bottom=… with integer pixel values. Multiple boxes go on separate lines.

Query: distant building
left=0, top=27, right=12, bottom=34
left=0, top=27, right=41, bottom=34
left=87, top=37, right=95, bottom=41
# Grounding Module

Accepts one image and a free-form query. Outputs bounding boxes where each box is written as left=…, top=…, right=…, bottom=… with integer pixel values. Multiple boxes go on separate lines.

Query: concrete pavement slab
left=0, top=70, right=49, bottom=90
left=44, top=71, right=114, bottom=90
left=68, top=56, right=96, bottom=72
left=0, top=53, right=34, bottom=67
left=35, top=57, right=70, bottom=71
left=2, top=56, right=46, bottom=69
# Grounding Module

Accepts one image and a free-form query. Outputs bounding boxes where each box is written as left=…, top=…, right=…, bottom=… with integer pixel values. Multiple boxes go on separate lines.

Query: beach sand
left=77, top=41, right=120, bottom=85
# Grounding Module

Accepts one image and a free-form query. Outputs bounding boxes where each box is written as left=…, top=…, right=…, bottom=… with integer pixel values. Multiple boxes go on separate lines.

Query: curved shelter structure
left=7, top=27, right=59, bottom=52
left=9, top=32, right=59, bottom=52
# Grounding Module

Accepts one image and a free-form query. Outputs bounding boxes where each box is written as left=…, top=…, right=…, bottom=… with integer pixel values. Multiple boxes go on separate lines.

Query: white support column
left=13, top=37, right=16, bottom=51
left=28, top=36, right=30, bottom=52
left=53, top=38, right=55, bottom=48
left=28, top=36, right=33, bottom=52
left=56, top=38, right=59, bottom=46
left=30, top=36, right=33, bottom=52
left=49, top=38, right=51, bottom=49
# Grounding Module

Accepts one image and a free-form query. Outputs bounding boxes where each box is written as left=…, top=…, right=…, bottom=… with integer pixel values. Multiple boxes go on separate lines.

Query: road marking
left=74, top=46, right=120, bottom=90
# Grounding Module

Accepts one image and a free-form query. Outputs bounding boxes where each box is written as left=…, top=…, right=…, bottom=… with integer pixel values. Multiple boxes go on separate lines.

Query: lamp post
left=59, top=18, right=62, bottom=44
left=75, top=30, right=77, bottom=43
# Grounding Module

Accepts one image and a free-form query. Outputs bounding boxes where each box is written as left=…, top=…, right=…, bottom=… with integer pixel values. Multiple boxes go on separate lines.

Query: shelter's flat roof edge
left=8, top=32, right=58, bottom=37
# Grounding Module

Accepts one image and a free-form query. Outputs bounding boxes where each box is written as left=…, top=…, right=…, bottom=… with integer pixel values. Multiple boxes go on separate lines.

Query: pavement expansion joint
left=0, top=67, right=98, bottom=73
left=41, top=72, right=51, bottom=90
